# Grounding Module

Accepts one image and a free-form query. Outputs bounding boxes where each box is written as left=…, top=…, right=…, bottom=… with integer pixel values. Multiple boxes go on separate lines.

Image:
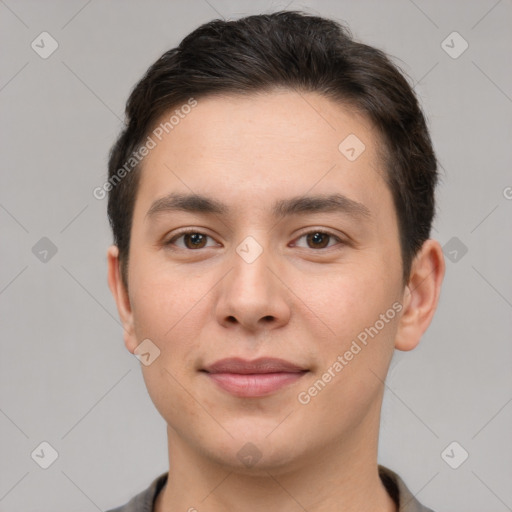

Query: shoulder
left=378, top=465, right=437, bottom=512
left=105, top=472, right=168, bottom=512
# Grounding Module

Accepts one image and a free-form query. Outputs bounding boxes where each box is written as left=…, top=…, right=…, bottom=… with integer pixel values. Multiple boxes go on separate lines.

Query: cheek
left=296, top=272, right=399, bottom=431
left=140, top=360, right=212, bottom=448
left=315, top=262, right=398, bottom=339
left=129, top=253, right=198, bottom=338
left=131, top=271, right=208, bottom=432
left=304, top=260, right=400, bottom=408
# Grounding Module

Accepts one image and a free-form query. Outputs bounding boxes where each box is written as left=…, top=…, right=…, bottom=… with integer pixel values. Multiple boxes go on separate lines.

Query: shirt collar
left=110, top=465, right=435, bottom=512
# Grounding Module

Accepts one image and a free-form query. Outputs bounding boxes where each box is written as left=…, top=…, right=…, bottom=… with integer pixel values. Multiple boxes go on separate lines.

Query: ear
left=395, top=239, right=445, bottom=351
left=107, top=245, right=137, bottom=354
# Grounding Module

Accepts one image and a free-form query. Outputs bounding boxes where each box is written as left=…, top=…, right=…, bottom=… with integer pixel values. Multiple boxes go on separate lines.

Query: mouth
left=200, top=357, right=309, bottom=398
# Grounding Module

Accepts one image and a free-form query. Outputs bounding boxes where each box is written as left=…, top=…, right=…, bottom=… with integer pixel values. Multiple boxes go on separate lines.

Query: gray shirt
left=106, top=465, right=436, bottom=512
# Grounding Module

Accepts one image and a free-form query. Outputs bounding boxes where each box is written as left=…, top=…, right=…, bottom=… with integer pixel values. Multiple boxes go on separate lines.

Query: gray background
left=1, top=0, right=511, bottom=510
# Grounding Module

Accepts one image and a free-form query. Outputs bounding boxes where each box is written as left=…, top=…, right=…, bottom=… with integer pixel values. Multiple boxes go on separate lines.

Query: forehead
left=134, top=90, right=390, bottom=219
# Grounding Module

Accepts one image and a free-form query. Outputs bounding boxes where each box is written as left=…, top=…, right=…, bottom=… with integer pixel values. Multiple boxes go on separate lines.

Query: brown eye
left=166, top=231, right=217, bottom=250
left=183, top=233, right=207, bottom=249
left=306, top=232, right=330, bottom=249
left=294, top=230, right=342, bottom=250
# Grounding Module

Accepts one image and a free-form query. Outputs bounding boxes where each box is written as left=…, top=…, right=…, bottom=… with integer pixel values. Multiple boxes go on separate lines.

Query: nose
left=214, top=241, right=291, bottom=332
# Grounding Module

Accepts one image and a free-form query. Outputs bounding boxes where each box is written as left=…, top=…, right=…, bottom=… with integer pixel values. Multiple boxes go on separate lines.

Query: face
left=109, top=90, right=427, bottom=474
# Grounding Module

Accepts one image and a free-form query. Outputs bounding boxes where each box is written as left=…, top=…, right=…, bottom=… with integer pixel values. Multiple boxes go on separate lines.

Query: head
left=107, top=11, right=444, bottom=472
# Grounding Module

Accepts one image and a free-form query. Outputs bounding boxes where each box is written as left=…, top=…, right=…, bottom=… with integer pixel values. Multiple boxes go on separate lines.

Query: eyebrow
left=145, top=192, right=371, bottom=220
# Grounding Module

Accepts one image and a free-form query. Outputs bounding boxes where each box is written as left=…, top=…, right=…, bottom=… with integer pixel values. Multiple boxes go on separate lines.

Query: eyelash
left=165, top=228, right=345, bottom=251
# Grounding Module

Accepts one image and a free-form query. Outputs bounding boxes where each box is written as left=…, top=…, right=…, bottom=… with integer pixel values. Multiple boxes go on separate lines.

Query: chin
left=201, top=428, right=307, bottom=475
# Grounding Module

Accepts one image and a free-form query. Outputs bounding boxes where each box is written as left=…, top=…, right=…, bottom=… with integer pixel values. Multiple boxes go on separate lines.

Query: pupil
left=187, top=233, right=204, bottom=248
left=308, top=232, right=328, bottom=248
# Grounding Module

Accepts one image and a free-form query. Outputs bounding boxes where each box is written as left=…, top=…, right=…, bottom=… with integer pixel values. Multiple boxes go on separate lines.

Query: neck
left=155, top=400, right=396, bottom=512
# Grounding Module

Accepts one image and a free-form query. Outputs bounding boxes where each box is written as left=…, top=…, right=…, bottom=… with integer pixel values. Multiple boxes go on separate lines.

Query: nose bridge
left=230, top=233, right=275, bottom=299
left=215, top=231, right=290, bottom=330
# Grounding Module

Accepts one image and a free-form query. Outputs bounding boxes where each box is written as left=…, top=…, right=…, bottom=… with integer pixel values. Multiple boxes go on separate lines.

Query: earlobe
left=394, top=239, right=445, bottom=351
left=107, top=245, right=137, bottom=354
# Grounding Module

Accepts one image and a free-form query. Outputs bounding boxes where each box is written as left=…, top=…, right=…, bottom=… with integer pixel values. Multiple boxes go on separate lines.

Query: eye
left=293, top=230, right=343, bottom=250
left=165, top=229, right=344, bottom=251
left=166, top=230, right=218, bottom=250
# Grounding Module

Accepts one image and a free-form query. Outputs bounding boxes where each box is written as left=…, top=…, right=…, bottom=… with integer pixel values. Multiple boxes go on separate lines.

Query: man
left=105, top=10, right=444, bottom=512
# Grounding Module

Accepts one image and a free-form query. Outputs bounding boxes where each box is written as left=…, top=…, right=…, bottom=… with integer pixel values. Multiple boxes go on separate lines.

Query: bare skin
left=108, top=89, right=444, bottom=512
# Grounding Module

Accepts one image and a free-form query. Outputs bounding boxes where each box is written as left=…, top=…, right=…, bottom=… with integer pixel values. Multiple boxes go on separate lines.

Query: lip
left=201, top=357, right=308, bottom=398
left=203, top=357, right=306, bottom=374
